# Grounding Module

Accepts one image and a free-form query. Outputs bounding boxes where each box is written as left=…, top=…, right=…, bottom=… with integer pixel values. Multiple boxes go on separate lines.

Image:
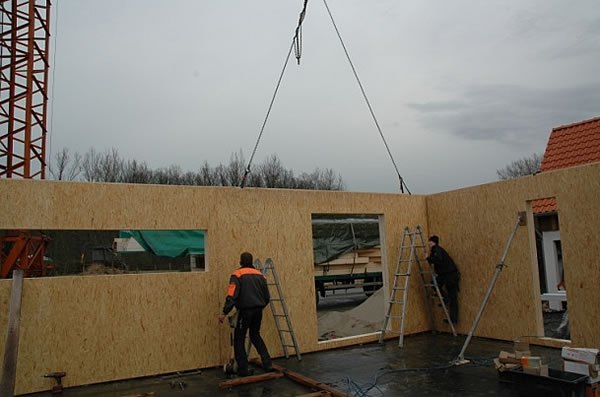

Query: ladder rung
left=395, top=273, right=410, bottom=276
left=283, top=344, right=296, bottom=348
left=273, top=314, right=286, bottom=317
left=393, top=287, right=406, bottom=291
left=388, top=300, right=404, bottom=304
left=385, top=330, right=403, bottom=334
left=387, top=315, right=403, bottom=319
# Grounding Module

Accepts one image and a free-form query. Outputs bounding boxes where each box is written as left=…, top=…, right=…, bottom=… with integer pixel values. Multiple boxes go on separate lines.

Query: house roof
left=540, top=116, right=600, bottom=172
left=534, top=116, right=600, bottom=214
left=532, top=197, right=557, bottom=214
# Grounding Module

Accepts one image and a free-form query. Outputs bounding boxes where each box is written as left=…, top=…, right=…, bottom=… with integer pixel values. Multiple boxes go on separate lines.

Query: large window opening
left=0, top=229, right=207, bottom=277
left=311, top=214, right=386, bottom=342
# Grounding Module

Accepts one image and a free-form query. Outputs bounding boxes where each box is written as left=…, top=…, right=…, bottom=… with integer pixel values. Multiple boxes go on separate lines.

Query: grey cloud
left=407, top=82, right=600, bottom=145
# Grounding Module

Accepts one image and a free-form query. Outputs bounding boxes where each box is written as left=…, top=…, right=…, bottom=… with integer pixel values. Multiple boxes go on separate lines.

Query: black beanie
left=429, top=235, right=439, bottom=245
left=240, top=252, right=253, bottom=267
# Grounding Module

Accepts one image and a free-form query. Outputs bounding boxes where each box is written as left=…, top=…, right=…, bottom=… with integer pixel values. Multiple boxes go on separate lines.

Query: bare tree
left=98, top=148, right=124, bottom=182
left=122, top=159, right=152, bottom=184
left=49, top=148, right=81, bottom=181
left=225, top=150, right=246, bottom=186
left=81, top=148, right=125, bottom=182
left=309, top=168, right=345, bottom=191
left=258, top=154, right=286, bottom=188
left=152, top=165, right=183, bottom=185
left=497, top=153, right=543, bottom=180
left=198, top=161, right=216, bottom=186
left=81, top=148, right=101, bottom=182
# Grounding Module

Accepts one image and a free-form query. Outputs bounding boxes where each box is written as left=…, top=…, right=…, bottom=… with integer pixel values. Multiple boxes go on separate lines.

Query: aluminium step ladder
left=249, top=258, right=301, bottom=360
left=379, top=226, right=455, bottom=347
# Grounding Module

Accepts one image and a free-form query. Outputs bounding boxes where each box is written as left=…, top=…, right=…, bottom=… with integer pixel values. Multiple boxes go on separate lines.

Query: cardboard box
left=562, top=347, right=600, bottom=365
left=521, top=356, right=542, bottom=369
left=523, top=364, right=549, bottom=376
left=564, top=359, right=600, bottom=383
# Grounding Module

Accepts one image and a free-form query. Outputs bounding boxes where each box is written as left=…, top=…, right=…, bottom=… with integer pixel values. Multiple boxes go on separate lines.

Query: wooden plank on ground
left=296, top=392, right=331, bottom=397
left=271, top=364, right=350, bottom=397
left=218, top=372, right=283, bottom=389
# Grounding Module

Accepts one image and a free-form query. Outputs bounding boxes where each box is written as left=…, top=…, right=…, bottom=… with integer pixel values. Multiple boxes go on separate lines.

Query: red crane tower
left=0, top=0, right=52, bottom=278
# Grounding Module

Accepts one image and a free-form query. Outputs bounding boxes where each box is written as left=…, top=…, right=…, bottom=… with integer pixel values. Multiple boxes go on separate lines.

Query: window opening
left=311, top=214, right=386, bottom=341
left=0, top=229, right=207, bottom=277
left=529, top=197, right=569, bottom=340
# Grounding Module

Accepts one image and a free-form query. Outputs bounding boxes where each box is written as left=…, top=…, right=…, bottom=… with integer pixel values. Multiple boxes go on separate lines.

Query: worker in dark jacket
left=426, top=235, right=460, bottom=324
left=219, top=252, right=272, bottom=376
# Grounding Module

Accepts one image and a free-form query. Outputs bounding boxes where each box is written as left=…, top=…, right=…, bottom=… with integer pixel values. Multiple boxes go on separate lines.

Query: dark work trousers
left=437, top=272, right=459, bottom=323
left=233, top=307, right=271, bottom=375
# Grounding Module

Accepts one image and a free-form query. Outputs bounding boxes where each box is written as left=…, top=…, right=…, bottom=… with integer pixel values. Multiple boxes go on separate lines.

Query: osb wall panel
left=0, top=179, right=429, bottom=394
left=426, top=162, right=600, bottom=347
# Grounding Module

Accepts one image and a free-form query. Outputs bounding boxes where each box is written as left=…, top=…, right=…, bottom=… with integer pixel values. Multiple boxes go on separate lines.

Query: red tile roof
left=532, top=197, right=557, bottom=214
left=534, top=116, right=600, bottom=214
left=540, top=116, right=600, bottom=171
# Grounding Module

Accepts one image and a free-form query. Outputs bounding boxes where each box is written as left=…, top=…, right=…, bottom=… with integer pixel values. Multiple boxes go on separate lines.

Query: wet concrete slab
left=23, top=333, right=566, bottom=397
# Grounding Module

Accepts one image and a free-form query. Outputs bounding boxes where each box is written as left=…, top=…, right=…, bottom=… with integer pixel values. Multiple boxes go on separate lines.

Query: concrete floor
left=23, top=333, right=571, bottom=397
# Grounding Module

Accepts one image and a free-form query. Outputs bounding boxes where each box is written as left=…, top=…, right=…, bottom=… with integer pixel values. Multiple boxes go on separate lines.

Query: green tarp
left=312, top=217, right=380, bottom=265
left=119, top=230, right=204, bottom=258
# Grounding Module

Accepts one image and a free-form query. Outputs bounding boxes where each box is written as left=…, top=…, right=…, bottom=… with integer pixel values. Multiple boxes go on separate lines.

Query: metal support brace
left=455, top=213, right=523, bottom=363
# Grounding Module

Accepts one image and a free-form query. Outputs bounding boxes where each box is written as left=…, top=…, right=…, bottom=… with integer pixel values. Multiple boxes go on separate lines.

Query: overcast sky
left=48, top=1, right=600, bottom=194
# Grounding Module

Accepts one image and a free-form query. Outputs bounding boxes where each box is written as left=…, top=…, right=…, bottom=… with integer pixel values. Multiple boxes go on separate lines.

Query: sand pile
left=82, top=263, right=128, bottom=275
left=318, top=288, right=385, bottom=340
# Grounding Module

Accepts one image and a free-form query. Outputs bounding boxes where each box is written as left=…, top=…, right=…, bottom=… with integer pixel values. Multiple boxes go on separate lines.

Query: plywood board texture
left=426, top=162, right=600, bottom=348
left=1, top=162, right=598, bottom=394
left=0, top=179, right=429, bottom=394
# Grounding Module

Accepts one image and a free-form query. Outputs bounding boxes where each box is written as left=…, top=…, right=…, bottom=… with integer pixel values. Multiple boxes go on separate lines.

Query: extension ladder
left=379, top=226, right=455, bottom=347
left=250, top=258, right=301, bottom=360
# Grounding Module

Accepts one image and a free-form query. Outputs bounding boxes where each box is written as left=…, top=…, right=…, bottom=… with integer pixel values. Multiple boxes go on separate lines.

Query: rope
left=240, top=40, right=294, bottom=188
left=321, top=0, right=410, bottom=194
left=240, top=2, right=310, bottom=188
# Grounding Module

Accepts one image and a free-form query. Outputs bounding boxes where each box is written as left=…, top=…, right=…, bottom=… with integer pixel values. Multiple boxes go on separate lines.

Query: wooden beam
left=296, top=392, right=331, bottom=397
left=0, top=270, right=24, bottom=397
left=218, top=372, right=284, bottom=389
left=271, top=364, right=350, bottom=397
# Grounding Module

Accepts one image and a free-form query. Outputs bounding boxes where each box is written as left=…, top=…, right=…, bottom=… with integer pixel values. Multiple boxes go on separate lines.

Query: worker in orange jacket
left=219, top=252, right=272, bottom=376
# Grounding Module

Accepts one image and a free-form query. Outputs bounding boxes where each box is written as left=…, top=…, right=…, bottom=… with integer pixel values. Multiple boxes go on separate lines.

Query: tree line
left=48, top=147, right=346, bottom=190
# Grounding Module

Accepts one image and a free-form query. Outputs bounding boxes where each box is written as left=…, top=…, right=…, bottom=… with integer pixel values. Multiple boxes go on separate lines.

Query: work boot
left=237, top=368, right=254, bottom=377
left=262, top=359, right=273, bottom=372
